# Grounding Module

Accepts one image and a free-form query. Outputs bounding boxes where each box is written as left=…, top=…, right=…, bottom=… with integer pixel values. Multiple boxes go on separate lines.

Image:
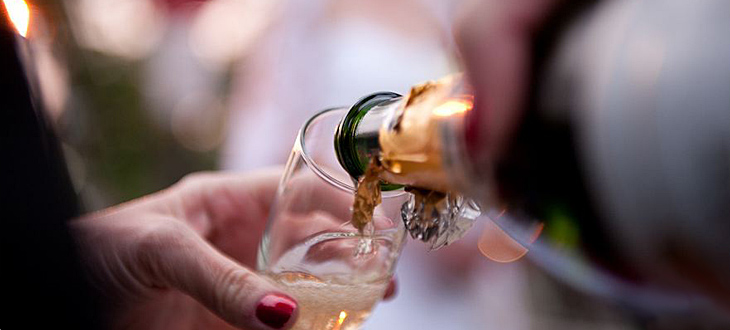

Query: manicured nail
left=256, top=294, right=296, bottom=329
left=383, top=279, right=397, bottom=300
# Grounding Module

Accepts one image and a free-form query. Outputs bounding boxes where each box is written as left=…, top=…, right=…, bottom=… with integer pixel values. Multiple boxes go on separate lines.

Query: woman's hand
left=72, top=169, right=297, bottom=329
left=73, top=168, right=396, bottom=329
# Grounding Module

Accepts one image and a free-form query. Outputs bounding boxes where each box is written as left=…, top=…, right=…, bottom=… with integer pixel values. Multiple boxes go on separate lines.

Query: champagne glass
left=257, top=108, right=407, bottom=330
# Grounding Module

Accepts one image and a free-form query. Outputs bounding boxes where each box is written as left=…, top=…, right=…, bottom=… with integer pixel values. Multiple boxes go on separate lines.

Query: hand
left=72, top=169, right=396, bottom=330
left=455, top=0, right=730, bottom=309
left=456, top=0, right=559, bottom=163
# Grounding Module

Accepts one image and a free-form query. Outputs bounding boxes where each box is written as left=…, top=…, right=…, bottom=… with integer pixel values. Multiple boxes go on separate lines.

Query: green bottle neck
left=334, top=91, right=403, bottom=190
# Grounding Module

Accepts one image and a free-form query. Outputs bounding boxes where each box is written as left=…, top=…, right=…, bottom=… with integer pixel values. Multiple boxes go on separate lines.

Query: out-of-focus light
left=337, top=311, right=347, bottom=324
left=70, top=0, right=164, bottom=60
left=35, top=41, right=69, bottom=120
left=478, top=218, right=529, bottom=263
left=432, top=99, right=472, bottom=117
left=3, top=0, right=30, bottom=37
left=626, top=32, right=665, bottom=90
left=171, top=92, right=227, bottom=152
left=189, top=0, right=276, bottom=71
left=333, top=310, right=347, bottom=329
left=544, top=209, right=579, bottom=248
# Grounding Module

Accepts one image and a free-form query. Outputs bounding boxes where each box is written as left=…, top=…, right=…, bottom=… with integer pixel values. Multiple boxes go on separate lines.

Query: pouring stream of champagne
left=349, top=76, right=481, bottom=250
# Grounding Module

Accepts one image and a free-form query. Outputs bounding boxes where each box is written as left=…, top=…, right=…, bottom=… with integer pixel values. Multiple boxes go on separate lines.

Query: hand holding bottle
left=456, top=0, right=730, bottom=308
left=456, top=0, right=560, bottom=167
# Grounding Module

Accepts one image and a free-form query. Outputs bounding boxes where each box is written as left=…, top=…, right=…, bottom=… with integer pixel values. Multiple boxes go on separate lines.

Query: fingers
left=170, top=168, right=283, bottom=238
left=455, top=0, right=560, bottom=162
left=167, top=169, right=283, bottom=265
left=133, top=220, right=298, bottom=329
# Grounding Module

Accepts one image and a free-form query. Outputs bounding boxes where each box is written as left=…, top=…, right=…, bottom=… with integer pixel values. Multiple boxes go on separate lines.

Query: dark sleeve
left=1, top=8, right=103, bottom=329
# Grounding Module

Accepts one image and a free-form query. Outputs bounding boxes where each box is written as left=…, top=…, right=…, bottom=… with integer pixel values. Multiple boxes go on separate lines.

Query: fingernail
left=256, top=294, right=296, bottom=329
left=383, top=280, right=397, bottom=300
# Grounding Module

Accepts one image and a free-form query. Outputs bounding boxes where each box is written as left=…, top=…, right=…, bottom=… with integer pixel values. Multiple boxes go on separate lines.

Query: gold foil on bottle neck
left=349, top=75, right=480, bottom=248
left=378, top=74, right=472, bottom=192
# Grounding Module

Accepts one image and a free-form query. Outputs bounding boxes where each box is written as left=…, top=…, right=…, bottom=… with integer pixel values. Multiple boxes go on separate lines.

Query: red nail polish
left=256, top=294, right=296, bottom=329
left=383, top=279, right=397, bottom=300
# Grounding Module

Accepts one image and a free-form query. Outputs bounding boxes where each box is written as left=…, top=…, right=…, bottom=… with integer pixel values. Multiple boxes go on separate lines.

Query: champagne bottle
left=335, top=74, right=482, bottom=250
left=335, top=74, right=479, bottom=193
left=334, top=71, right=636, bottom=276
left=338, top=69, right=647, bottom=282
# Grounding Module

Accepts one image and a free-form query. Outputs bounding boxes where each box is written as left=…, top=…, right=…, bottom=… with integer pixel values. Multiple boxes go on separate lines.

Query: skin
left=457, top=0, right=559, bottom=165
left=72, top=169, right=395, bottom=330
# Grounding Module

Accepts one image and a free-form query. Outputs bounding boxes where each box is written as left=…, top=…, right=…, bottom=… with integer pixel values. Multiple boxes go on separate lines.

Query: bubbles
left=355, top=236, right=375, bottom=257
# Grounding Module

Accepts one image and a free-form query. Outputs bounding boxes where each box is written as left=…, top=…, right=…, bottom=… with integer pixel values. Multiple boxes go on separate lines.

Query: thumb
left=135, top=222, right=298, bottom=329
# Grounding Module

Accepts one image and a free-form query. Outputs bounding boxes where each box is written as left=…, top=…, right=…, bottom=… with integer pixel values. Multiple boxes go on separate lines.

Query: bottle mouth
left=334, top=91, right=402, bottom=190
left=299, top=107, right=405, bottom=198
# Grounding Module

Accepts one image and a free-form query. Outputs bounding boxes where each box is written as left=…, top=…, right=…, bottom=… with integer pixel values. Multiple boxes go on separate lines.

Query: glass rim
left=298, top=107, right=406, bottom=198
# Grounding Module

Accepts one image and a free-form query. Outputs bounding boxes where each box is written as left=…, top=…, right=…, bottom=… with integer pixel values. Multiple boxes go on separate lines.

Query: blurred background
left=6, top=0, right=730, bottom=328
